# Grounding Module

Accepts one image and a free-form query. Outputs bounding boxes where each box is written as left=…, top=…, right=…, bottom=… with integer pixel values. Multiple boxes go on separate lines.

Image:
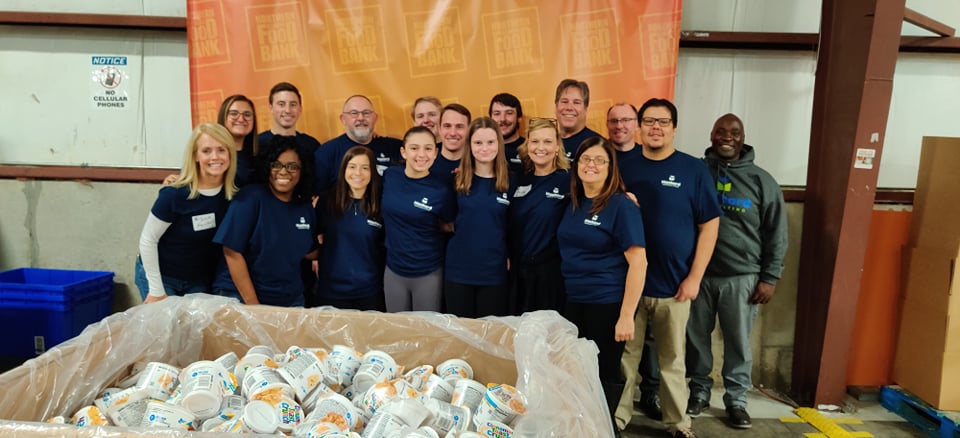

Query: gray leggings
left=383, top=266, right=443, bottom=312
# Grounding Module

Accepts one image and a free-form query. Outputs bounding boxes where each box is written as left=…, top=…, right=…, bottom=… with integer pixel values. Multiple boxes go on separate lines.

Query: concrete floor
left=621, top=387, right=925, bottom=437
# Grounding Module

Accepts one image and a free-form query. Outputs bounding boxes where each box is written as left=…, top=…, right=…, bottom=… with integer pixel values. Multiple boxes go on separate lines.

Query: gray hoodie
left=703, top=145, right=788, bottom=284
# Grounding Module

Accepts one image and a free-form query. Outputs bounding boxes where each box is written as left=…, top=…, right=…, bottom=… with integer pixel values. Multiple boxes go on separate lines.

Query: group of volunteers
left=133, top=78, right=787, bottom=438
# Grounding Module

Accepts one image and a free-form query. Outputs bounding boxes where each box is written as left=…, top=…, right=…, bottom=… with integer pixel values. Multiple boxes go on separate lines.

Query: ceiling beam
left=903, top=7, right=955, bottom=37
left=0, top=11, right=185, bottom=31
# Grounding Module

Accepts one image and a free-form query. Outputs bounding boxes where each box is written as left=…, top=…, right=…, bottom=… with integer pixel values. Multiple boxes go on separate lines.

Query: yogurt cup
left=251, top=390, right=303, bottom=434
left=410, top=427, right=441, bottom=438
left=178, top=370, right=224, bottom=420
left=210, top=399, right=279, bottom=434
left=217, top=394, right=246, bottom=420
left=214, top=351, right=239, bottom=374
left=135, top=361, right=181, bottom=400
left=326, top=345, right=362, bottom=388
left=422, top=399, right=471, bottom=435
left=71, top=405, right=110, bottom=427
left=93, top=386, right=151, bottom=427
left=362, top=411, right=408, bottom=438
left=471, top=384, right=526, bottom=429
left=305, top=391, right=362, bottom=432
left=358, top=380, right=401, bottom=419
left=403, top=365, right=434, bottom=392
left=236, top=345, right=280, bottom=382
left=423, top=374, right=454, bottom=402
left=436, top=359, right=473, bottom=385
left=141, top=400, right=197, bottom=430
left=354, top=350, right=399, bottom=394
left=294, top=420, right=349, bottom=437
left=476, top=420, right=513, bottom=437
left=242, top=366, right=295, bottom=399
left=300, top=381, right=334, bottom=413
left=450, top=379, right=486, bottom=414
left=380, top=398, right=430, bottom=429
left=278, top=348, right=328, bottom=402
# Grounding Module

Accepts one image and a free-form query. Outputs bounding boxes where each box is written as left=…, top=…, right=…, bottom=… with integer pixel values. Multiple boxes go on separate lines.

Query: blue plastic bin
left=0, top=268, right=114, bottom=357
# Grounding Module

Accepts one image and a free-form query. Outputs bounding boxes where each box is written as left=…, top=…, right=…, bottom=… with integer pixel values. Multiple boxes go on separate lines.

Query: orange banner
left=187, top=0, right=681, bottom=141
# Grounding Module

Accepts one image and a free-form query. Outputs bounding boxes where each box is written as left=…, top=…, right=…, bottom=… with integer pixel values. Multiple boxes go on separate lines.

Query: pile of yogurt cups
left=52, top=345, right=527, bottom=437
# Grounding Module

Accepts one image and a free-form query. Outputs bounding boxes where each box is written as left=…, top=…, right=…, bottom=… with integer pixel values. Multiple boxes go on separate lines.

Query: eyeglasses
left=227, top=110, right=254, bottom=120
left=641, top=117, right=673, bottom=127
left=578, top=157, right=609, bottom=167
left=343, top=110, right=375, bottom=119
left=270, top=162, right=302, bottom=172
left=607, top=117, right=637, bottom=125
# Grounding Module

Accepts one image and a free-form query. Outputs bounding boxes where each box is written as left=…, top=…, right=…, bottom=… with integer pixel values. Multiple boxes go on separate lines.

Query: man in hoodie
left=685, top=113, right=787, bottom=429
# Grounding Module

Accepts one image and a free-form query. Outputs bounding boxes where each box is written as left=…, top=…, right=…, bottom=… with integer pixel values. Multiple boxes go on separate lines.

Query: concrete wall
left=0, top=179, right=155, bottom=312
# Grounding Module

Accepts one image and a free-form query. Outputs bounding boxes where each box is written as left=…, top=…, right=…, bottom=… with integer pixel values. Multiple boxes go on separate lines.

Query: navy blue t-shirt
left=507, top=170, right=570, bottom=259
left=430, top=154, right=460, bottom=185
left=212, top=184, right=316, bottom=306
left=151, top=185, right=229, bottom=284
left=258, top=131, right=322, bottom=154
left=557, top=194, right=646, bottom=304
left=235, top=148, right=257, bottom=187
left=505, top=137, right=525, bottom=174
left=315, top=134, right=403, bottom=193
left=445, top=176, right=511, bottom=285
left=381, top=167, right=456, bottom=277
left=561, top=127, right=601, bottom=160
left=317, top=198, right=384, bottom=300
left=617, top=149, right=722, bottom=298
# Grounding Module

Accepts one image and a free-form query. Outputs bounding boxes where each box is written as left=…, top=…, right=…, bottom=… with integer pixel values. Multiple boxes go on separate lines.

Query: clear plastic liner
left=0, top=294, right=612, bottom=437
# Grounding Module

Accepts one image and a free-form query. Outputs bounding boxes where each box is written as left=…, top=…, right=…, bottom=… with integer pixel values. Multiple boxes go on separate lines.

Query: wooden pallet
left=881, top=386, right=960, bottom=438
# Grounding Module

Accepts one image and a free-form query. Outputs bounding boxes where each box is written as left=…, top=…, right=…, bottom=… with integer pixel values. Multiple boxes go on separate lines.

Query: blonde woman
left=137, top=123, right=238, bottom=303
left=507, top=117, right=571, bottom=314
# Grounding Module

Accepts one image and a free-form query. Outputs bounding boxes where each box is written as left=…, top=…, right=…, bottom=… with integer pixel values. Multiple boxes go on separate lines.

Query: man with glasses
left=685, top=114, right=787, bottom=430
left=258, top=82, right=322, bottom=156
left=489, top=93, right=524, bottom=173
left=614, top=98, right=721, bottom=438
left=608, top=103, right=664, bottom=424
left=315, top=94, right=403, bottom=193
left=554, top=78, right=600, bottom=158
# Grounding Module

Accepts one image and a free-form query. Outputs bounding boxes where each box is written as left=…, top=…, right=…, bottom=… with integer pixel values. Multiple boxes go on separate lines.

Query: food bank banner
left=187, top=0, right=681, bottom=141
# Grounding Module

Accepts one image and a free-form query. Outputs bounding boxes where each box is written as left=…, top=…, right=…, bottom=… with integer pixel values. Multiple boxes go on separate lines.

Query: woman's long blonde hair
left=172, top=123, right=239, bottom=200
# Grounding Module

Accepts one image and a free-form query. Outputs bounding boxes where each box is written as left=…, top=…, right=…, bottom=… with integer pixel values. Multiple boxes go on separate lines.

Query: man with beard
left=489, top=93, right=524, bottom=173
left=315, top=95, right=403, bottom=193
left=554, top=78, right=600, bottom=159
left=258, top=82, right=322, bottom=155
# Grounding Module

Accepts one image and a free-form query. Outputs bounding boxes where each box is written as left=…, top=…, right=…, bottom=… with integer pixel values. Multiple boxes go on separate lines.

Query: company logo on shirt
left=295, top=217, right=311, bottom=230
left=496, top=192, right=510, bottom=205
left=367, top=219, right=383, bottom=228
left=377, top=153, right=390, bottom=163
left=716, top=176, right=752, bottom=212
left=414, top=197, right=433, bottom=211
left=584, top=214, right=601, bottom=226
left=510, top=156, right=522, bottom=163
left=545, top=187, right=565, bottom=199
left=661, top=174, right=682, bottom=188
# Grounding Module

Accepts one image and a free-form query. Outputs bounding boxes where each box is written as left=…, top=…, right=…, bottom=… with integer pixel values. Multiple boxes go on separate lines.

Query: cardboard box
left=909, top=136, right=960, bottom=250
left=892, top=245, right=960, bottom=410
left=0, top=295, right=611, bottom=436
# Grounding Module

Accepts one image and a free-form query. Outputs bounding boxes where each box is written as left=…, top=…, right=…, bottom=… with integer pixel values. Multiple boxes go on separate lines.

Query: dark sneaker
left=672, top=428, right=699, bottom=438
left=726, top=406, right=753, bottom=429
left=636, top=395, right=663, bottom=421
left=686, top=398, right=709, bottom=417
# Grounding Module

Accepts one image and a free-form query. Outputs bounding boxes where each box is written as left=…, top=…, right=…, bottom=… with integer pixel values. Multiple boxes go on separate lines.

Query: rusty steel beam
left=903, top=7, right=955, bottom=37
left=0, top=165, right=175, bottom=183
left=791, top=0, right=906, bottom=407
left=0, top=11, right=186, bottom=31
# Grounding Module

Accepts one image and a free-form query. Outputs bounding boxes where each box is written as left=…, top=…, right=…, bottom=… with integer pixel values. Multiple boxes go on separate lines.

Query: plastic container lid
left=180, top=387, right=222, bottom=419
left=243, top=400, right=279, bottom=434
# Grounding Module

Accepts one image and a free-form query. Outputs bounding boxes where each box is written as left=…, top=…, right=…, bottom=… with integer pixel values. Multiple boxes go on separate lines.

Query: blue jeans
left=134, top=257, right=211, bottom=301
left=686, top=273, right=759, bottom=408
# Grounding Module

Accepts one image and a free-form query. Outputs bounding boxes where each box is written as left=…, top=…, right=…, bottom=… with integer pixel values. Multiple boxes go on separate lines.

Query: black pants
left=315, top=294, right=384, bottom=312
left=507, top=251, right=565, bottom=315
left=564, top=301, right=627, bottom=417
left=444, top=281, right=508, bottom=318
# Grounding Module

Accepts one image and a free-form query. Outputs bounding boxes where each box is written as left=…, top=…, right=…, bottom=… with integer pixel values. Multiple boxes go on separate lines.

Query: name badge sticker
left=192, top=213, right=216, bottom=231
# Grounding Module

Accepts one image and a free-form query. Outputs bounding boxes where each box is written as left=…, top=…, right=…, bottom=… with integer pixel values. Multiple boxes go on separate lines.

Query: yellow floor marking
left=780, top=407, right=873, bottom=438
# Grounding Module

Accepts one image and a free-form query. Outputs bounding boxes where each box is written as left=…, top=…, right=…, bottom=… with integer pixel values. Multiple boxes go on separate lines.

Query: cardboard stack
left=893, top=136, right=960, bottom=410
left=0, top=295, right=610, bottom=436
